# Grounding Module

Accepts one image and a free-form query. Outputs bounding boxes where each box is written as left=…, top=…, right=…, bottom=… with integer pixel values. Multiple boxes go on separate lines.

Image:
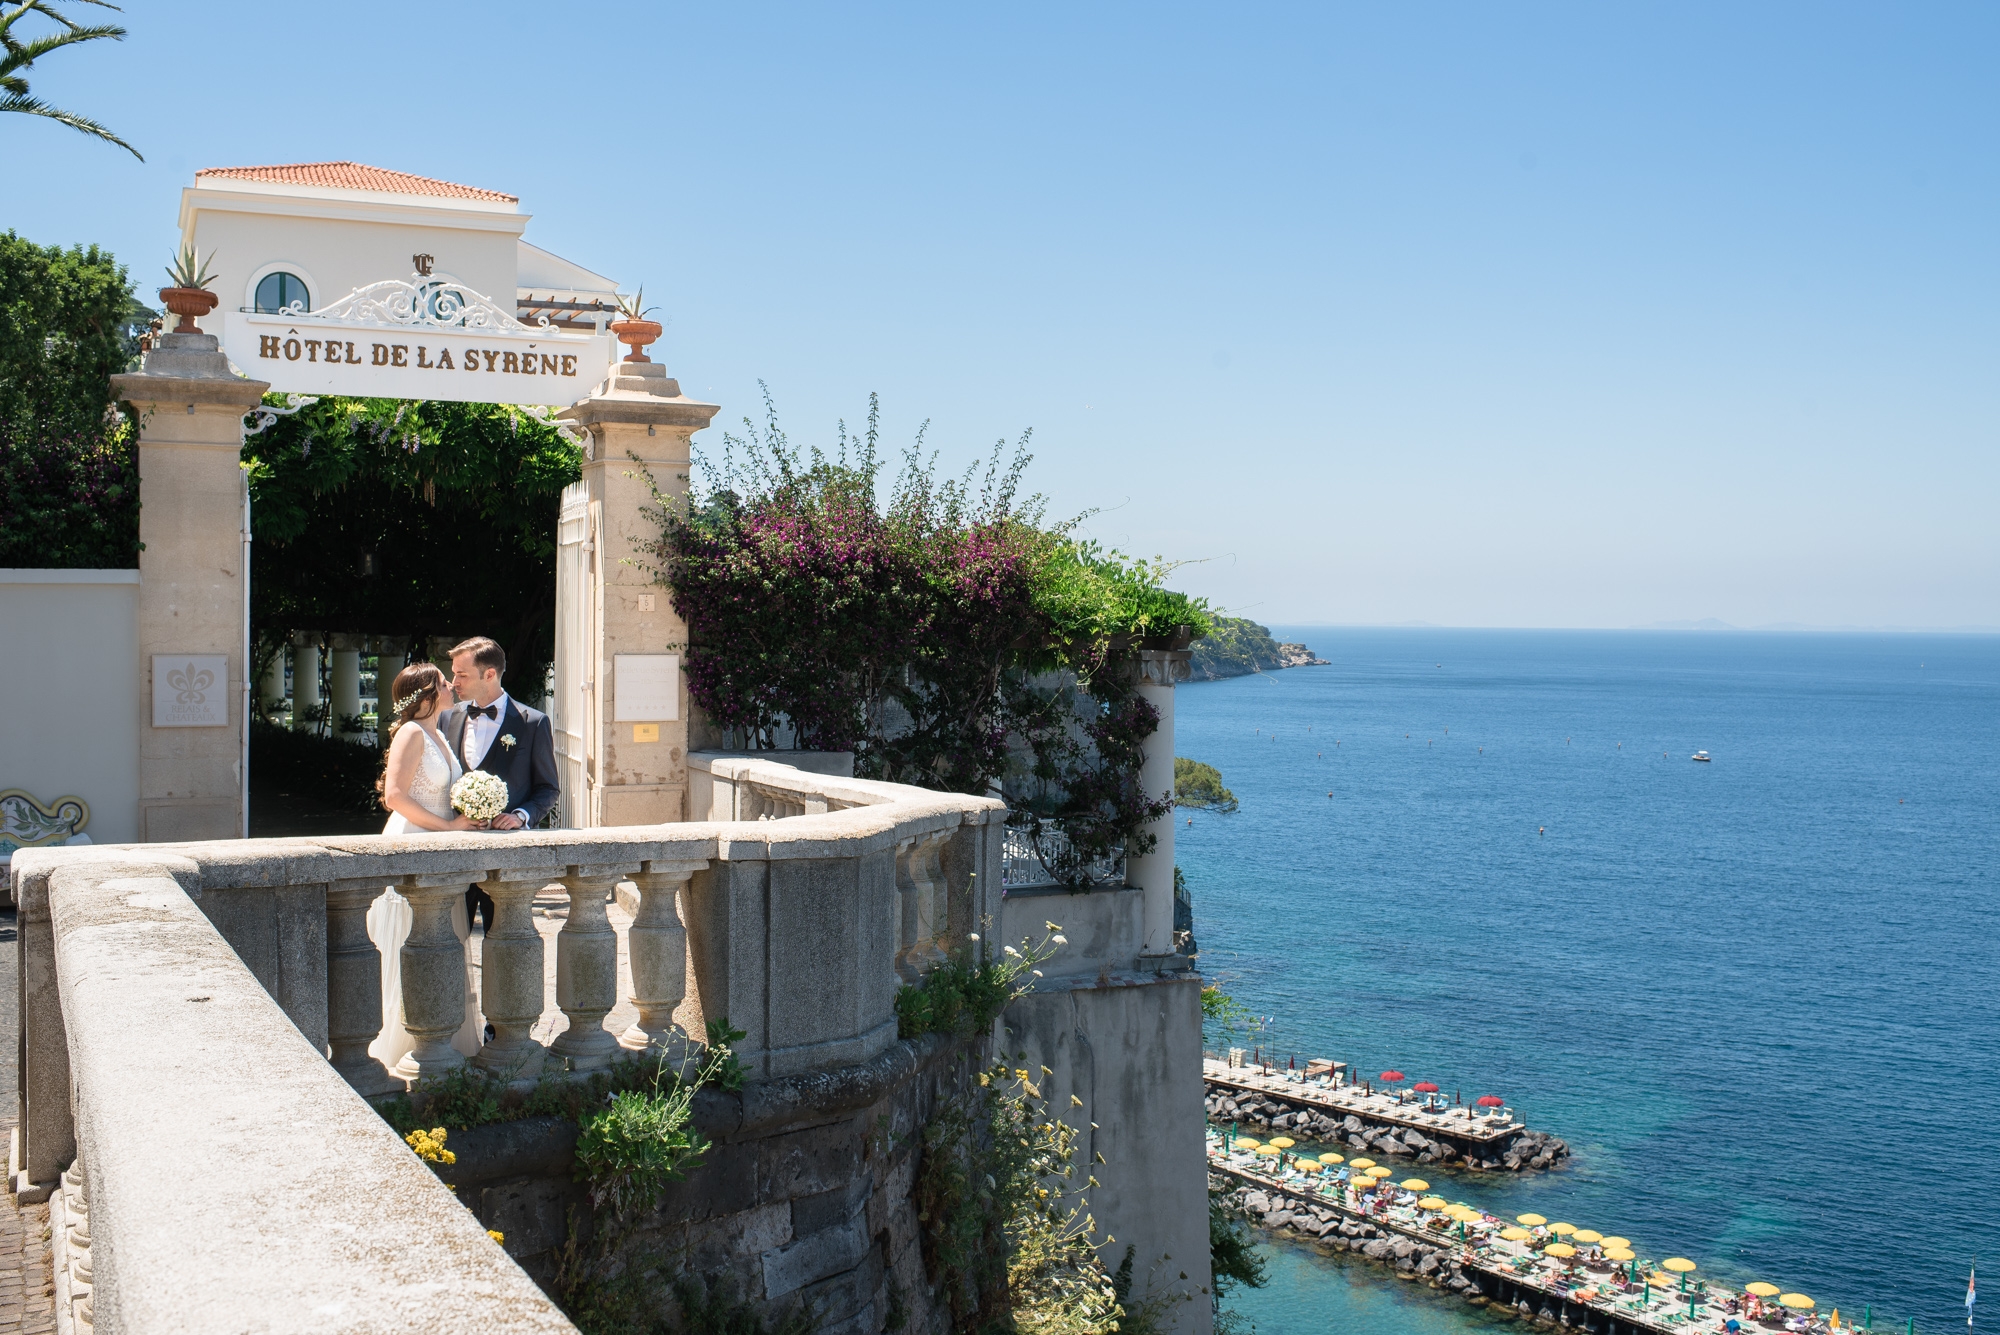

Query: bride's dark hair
left=377, top=662, right=450, bottom=807
left=386, top=662, right=449, bottom=733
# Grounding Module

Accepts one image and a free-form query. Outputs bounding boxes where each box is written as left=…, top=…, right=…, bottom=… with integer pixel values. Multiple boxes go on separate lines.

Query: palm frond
left=0, top=90, right=141, bottom=159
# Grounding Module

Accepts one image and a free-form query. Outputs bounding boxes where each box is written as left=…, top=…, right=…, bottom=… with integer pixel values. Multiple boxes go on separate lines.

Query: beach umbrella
left=1746, top=1284, right=1781, bottom=1299
left=1233, top=1137, right=1260, bottom=1150
left=1418, top=1196, right=1448, bottom=1210
left=1402, top=1179, right=1431, bottom=1191
left=1366, top=1168, right=1394, bottom=1180
left=1350, top=1158, right=1377, bottom=1169
left=1269, top=1136, right=1296, bottom=1148
left=1546, top=1243, right=1578, bottom=1259
left=1663, top=1258, right=1697, bottom=1291
left=1550, top=1223, right=1576, bottom=1237
left=1477, top=1095, right=1506, bottom=1107
left=1298, top=1159, right=1322, bottom=1173
left=1319, top=1152, right=1345, bottom=1165
left=1572, top=1229, right=1603, bottom=1244
left=1517, top=1213, right=1548, bottom=1227
left=1605, top=1248, right=1636, bottom=1261
left=1600, top=1237, right=1631, bottom=1250
left=1500, top=1227, right=1534, bottom=1242
left=1255, top=1145, right=1282, bottom=1157
left=1648, top=1273, right=1675, bottom=1288
left=1779, top=1295, right=1815, bottom=1311
left=1413, top=1081, right=1440, bottom=1093
left=1381, top=1070, right=1406, bottom=1081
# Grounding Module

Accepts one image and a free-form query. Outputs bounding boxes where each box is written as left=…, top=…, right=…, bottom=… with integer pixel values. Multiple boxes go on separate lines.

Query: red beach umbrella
left=1476, top=1095, right=1506, bottom=1107
left=1413, top=1082, right=1440, bottom=1093
left=1380, top=1070, right=1406, bottom=1082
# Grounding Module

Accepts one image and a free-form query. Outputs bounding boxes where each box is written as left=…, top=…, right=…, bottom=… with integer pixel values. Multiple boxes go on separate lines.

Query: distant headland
left=1191, top=616, right=1330, bottom=680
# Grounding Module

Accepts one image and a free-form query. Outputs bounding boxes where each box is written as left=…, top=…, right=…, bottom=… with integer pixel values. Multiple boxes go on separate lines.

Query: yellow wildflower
left=404, top=1126, right=457, bottom=1166
left=487, top=1230, right=505, bottom=1245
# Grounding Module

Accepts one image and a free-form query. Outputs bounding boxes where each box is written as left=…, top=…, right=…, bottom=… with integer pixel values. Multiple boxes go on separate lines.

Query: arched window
left=254, top=271, right=311, bottom=314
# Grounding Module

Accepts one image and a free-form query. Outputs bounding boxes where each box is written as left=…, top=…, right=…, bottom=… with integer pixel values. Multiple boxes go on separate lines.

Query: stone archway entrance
left=115, top=160, right=717, bottom=841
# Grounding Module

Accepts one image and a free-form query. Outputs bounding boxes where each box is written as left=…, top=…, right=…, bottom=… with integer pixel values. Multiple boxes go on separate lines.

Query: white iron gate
left=551, top=480, right=597, bottom=827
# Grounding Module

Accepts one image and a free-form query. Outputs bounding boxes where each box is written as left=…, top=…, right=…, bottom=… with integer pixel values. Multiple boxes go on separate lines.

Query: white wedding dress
left=369, top=726, right=483, bottom=1066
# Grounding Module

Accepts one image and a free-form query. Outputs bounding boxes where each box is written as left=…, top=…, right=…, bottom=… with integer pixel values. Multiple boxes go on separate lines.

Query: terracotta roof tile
left=194, top=161, right=516, bottom=204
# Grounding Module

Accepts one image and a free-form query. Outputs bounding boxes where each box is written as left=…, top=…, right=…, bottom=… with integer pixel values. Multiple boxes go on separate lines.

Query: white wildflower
left=1004, top=945, right=1021, bottom=958
left=1051, top=934, right=1068, bottom=946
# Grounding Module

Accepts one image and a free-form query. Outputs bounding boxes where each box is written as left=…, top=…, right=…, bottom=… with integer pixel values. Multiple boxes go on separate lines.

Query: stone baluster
left=395, top=875, right=474, bottom=1080
left=325, top=879, right=398, bottom=1095
left=474, top=871, right=561, bottom=1082
left=552, top=864, right=637, bottom=1070
left=620, top=859, right=709, bottom=1058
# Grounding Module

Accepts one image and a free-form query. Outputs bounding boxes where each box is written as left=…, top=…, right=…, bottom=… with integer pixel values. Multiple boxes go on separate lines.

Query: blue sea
left=1175, top=629, right=1999, bottom=1335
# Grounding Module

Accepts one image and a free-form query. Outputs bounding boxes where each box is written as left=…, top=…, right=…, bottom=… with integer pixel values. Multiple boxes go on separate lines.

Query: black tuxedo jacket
left=445, top=696, right=561, bottom=829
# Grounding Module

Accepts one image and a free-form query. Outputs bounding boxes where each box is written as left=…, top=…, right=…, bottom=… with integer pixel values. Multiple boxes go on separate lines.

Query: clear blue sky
left=10, top=3, right=1996, bottom=629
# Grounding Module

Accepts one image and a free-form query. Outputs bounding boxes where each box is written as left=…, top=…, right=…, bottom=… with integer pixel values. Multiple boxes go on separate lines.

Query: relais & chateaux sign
left=218, top=272, right=615, bottom=408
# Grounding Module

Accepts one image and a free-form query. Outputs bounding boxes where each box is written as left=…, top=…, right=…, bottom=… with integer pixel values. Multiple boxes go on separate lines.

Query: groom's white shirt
left=463, top=692, right=531, bottom=826
left=462, top=691, right=511, bottom=769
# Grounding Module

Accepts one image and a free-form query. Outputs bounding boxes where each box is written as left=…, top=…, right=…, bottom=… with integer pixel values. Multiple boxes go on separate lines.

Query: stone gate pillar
left=558, top=354, right=718, bottom=826
left=1127, top=647, right=1192, bottom=965
left=110, top=333, right=269, bottom=842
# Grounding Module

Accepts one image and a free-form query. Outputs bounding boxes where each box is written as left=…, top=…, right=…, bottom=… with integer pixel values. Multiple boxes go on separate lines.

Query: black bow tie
left=470, top=705, right=498, bottom=720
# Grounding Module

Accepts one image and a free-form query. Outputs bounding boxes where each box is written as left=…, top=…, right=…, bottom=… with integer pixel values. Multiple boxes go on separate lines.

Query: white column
left=330, top=635, right=363, bottom=739
left=259, top=652, right=286, bottom=715
left=292, top=635, right=322, bottom=733
left=552, top=864, right=637, bottom=1070
left=1129, top=649, right=1191, bottom=960
left=619, top=860, right=707, bottom=1058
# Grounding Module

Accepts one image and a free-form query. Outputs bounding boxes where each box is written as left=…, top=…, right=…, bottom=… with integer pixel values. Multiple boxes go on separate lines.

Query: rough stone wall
left=435, top=1033, right=982, bottom=1334
left=1002, top=973, right=1214, bottom=1335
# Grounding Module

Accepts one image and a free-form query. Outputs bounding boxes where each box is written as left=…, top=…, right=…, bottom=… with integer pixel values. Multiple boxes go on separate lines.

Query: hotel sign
left=218, top=272, right=615, bottom=408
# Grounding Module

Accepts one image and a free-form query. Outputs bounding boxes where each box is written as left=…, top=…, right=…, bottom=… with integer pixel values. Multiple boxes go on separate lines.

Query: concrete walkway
left=0, top=910, right=56, bottom=1333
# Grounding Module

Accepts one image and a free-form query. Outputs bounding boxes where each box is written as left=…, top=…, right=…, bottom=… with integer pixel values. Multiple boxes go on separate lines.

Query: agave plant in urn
left=159, top=245, right=220, bottom=333
left=608, top=287, right=661, bottom=362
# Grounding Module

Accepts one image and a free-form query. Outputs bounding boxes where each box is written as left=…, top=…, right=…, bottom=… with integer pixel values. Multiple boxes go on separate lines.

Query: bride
left=368, top=662, right=484, bottom=1068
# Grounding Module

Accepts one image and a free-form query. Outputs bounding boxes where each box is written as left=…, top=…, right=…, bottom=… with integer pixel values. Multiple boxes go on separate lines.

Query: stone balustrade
left=8, top=756, right=1003, bottom=1331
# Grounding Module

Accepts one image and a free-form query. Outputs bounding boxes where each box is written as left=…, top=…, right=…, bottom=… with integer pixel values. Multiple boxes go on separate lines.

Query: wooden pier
left=1210, top=1145, right=1733, bottom=1335
left=1206, top=1060, right=1522, bottom=1145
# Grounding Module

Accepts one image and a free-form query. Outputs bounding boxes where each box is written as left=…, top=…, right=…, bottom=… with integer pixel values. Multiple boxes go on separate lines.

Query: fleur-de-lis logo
left=166, top=662, right=215, bottom=705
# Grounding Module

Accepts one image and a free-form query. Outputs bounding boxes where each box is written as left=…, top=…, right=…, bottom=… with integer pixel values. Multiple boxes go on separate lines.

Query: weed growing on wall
left=895, top=924, right=1064, bottom=1041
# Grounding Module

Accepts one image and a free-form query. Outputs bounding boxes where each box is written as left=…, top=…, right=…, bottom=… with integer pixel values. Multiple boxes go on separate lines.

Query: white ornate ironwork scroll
left=243, top=393, right=320, bottom=436
left=304, top=271, right=556, bottom=334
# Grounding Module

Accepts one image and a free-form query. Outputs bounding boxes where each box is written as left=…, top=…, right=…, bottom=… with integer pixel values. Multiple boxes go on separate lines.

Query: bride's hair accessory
left=382, top=663, right=448, bottom=733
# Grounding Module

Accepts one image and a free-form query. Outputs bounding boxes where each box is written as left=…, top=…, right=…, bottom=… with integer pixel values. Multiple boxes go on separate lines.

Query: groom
left=446, top=636, right=560, bottom=931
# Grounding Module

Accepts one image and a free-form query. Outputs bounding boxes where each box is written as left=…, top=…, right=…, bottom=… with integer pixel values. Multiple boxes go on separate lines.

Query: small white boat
left=1691, top=751, right=1711, bottom=762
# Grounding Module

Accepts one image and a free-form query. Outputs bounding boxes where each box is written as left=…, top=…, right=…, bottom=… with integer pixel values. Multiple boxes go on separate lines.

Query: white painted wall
left=0, top=571, right=140, bottom=845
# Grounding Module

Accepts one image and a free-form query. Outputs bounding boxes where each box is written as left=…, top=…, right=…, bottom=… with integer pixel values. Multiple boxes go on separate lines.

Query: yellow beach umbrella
left=1402, top=1179, right=1431, bottom=1191
left=1647, top=1273, right=1675, bottom=1288
left=1352, top=1176, right=1377, bottom=1191
left=1550, top=1223, right=1576, bottom=1236
left=1298, top=1159, right=1322, bottom=1173
left=1779, top=1295, right=1815, bottom=1311
left=1500, top=1226, right=1534, bottom=1241
left=1545, top=1243, right=1578, bottom=1259
left=1319, top=1152, right=1345, bottom=1164
left=1418, top=1196, right=1448, bottom=1210
left=1269, top=1136, right=1296, bottom=1148
left=1517, top=1213, right=1548, bottom=1227
left=1572, top=1230, right=1603, bottom=1244
left=1600, top=1237, right=1631, bottom=1250
left=1349, top=1158, right=1376, bottom=1169
left=1605, top=1248, right=1636, bottom=1262
left=1663, top=1258, right=1697, bottom=1274
left=1233, top=1137, right=1260, bottom=1149
left=1746, top=1283, right=1782, bottom=1298
left=1255, top=1145, right=1282, bottom=1157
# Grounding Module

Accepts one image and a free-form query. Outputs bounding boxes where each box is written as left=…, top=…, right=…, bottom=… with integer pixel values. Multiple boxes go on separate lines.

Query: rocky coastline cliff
left=1190, top=616, right=1330, bottom=680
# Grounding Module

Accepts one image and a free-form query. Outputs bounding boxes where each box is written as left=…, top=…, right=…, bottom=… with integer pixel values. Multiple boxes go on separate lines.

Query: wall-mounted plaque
left=614, top=654, right=679, bottom=722
left=152, top=655, right=229, bottom=727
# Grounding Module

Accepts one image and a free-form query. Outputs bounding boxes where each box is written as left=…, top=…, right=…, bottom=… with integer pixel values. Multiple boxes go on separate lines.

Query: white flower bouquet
left=450, top=770, right=510, bottom=823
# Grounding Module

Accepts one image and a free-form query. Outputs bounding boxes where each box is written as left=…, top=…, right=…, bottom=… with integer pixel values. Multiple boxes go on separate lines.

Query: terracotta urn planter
left=158, top=286, right=219, bottom=333
left=609, top=318, right=662, bottom=363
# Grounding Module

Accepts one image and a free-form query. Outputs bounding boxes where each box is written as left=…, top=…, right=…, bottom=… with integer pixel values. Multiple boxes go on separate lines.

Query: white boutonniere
left=501, top=733, right=517, bottom=750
